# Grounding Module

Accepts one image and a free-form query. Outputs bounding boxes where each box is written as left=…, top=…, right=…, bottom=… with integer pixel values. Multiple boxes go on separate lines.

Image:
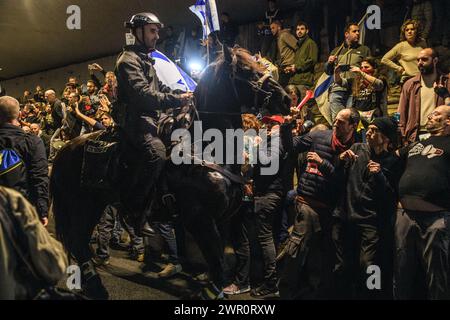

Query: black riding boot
left=122, top=157, right=164, bottom=236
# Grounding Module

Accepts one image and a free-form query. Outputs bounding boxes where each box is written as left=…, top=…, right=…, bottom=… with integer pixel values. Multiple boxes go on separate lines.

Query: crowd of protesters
left=1, top=0, right=450, bottom=300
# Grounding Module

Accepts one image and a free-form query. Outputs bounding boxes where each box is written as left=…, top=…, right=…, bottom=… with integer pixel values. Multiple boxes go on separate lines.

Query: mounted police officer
left=115, top=12, right=192, bottom=225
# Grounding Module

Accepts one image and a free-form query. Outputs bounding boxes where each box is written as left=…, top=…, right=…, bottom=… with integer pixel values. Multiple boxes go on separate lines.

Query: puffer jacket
left=292, top=130, right=347, bottom=208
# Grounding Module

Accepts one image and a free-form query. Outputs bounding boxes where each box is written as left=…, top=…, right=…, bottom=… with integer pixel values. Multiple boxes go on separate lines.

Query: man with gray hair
left=44, top=89, right=65, bottom=131
left=0, top=96, right=49, bottom=226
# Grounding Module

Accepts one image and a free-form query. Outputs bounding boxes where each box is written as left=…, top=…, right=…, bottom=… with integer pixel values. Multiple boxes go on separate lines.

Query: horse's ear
left=223, top=45, right=232, bottom=64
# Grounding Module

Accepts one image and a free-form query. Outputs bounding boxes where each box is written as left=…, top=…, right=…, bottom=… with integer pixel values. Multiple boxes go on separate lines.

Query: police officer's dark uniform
left=115, top=13, right=189, bottom=216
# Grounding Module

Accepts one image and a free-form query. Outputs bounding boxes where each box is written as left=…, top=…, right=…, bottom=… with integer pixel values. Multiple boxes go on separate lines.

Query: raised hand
left=307, top=152, right=323, bottom=164
left=91, top=63, right=104, bottom=71
left=339, top=149, right=358, bottom=162
left=367, top=160, right=381, bottom=174
left=328, top=55, right=337, bottom=64
left=99, top=95, right=111, bottom=111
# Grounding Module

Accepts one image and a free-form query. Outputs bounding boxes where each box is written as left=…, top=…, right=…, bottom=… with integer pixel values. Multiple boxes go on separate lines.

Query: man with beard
left=325, top=23, right=371, bottom=121
left=270, top=20, right=298, bottom=87
left=278, top=108, right=360, bottom=299
left=398, top=48, right=450, bottom=145
left=335, top=117, right=401, bottom=299
left=285, top=21, right=319, bottom=94
left=115, top=13, right=192, bottom=231
left=85, top=80, right=100, bottom=108
left=394, top=105, right=450, bottom=299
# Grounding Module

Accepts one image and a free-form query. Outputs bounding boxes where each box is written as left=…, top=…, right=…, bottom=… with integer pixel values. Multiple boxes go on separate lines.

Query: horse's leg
left=84, top=198, right=111, bottom=299
left=51, top=132, right=114, bottom=299
left=63, top=196, right=109, bottom=299
left=184, top=207, right=226, bottom=299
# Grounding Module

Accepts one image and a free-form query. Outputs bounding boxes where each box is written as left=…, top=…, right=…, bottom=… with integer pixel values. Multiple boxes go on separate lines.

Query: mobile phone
left=339, top=64, right=351, bottom=72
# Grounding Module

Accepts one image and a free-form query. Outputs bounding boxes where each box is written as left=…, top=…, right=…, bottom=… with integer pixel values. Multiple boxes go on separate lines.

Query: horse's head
left=194, top=46, right=291, bottom=118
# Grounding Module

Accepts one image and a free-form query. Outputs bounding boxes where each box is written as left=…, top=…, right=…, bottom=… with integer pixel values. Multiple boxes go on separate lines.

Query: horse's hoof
left=83, top=275, right=109, bottom=300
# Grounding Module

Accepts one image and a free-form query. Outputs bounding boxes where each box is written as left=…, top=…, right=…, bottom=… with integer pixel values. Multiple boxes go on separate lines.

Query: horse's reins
left=231, top=72, right=273, bottom=111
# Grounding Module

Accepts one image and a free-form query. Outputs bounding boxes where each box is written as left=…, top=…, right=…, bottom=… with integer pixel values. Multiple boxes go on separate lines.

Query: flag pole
left=357, top=12, right=369, bottom=29
left=207, top=37, right=210, bottom=65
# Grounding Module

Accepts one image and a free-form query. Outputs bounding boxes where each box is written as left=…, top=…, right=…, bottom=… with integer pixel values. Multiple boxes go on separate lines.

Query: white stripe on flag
left=189, top=0, right=220, bottom=40
left=313, top=73, right=333, bottom=125
left=206, top=0, right=220, bottom=33
left=151, top=50, right=197, bottom=92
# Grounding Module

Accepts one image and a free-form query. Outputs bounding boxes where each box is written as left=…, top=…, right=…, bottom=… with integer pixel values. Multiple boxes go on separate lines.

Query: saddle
left=79, top=104, right=196, bottom=192
left=80, top=128, right=121, bottom=191
left=157, top=104, right=247, bottom=185
left=80, top=103, right=248, bottom=193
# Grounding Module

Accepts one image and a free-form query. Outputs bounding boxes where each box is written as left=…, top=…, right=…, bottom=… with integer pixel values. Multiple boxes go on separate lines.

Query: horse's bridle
left=230, top=71, right=273, bottom=112
left=193, top=60, right=275, bottom=117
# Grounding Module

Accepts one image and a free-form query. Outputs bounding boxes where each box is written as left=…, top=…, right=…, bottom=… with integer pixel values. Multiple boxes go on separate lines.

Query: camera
left=339, top=64, right=351, bottom=72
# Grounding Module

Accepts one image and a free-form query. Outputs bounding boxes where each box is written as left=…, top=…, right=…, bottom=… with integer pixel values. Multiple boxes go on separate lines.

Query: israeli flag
left=189, top=0, right=221, bottom=40
left=151, top=50, right=197, bottom=92
left=313, top=73, right=334, bottom=125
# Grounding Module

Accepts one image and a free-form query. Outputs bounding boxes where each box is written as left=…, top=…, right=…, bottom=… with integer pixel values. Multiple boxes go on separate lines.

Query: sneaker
left=250, top=284, right=279, bottom=299
left=109, top=240, right=129, bottom=251
left=129, top=248, right=145, bottom=262
left=223, top=283, right=251, bottom=295
left=135, top=253, right=145, bottom=262
left=157, top=263, right=182, bottom=278
left=92, top=256, right=110, bottom=266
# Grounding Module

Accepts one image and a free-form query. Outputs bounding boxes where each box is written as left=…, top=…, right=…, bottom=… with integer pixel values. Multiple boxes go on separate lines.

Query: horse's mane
left=194, top=45, right=278, bottom=115
left=214, top=46, right=266, bottom=76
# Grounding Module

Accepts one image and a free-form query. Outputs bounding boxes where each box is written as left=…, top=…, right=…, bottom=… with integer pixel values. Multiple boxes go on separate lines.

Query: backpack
left=0, top=148, right=26, bottom=190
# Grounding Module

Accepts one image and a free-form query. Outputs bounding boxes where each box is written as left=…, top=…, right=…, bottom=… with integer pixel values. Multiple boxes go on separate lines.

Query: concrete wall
left=2, top=54, right=119, bottom=99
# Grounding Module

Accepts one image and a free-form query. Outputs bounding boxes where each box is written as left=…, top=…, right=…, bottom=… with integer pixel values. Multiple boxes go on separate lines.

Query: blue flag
left=189, top=0, right=221, bottom=40
left=151, top=50, right=197, bottom=92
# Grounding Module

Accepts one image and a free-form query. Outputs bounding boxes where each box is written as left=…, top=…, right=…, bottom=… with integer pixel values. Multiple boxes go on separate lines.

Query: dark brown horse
left=50, top=47, right=291, bottom=299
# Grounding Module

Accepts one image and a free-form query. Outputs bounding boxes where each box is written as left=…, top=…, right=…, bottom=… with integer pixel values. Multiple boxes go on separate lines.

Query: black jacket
left=292, top=130, right=346, bottom=208
left=51, top=99, right=64, bottom=130
left=0, top=124, right=49, bottom=219
left=253, top=126, right=289, bottom=195
left=115, top=44, right=182, bottom=136
left=336, top=143, right=401, bottom=224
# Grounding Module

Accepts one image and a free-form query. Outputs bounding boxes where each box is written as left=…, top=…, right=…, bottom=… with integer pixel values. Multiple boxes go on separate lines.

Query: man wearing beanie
left=335, top=116, right=401, bottom=299
left=394, top=105, right=450, bottom=299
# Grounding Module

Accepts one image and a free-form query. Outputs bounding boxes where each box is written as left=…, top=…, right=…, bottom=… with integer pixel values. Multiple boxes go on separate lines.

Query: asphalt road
left=49, top=216, right=257, bottom=300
